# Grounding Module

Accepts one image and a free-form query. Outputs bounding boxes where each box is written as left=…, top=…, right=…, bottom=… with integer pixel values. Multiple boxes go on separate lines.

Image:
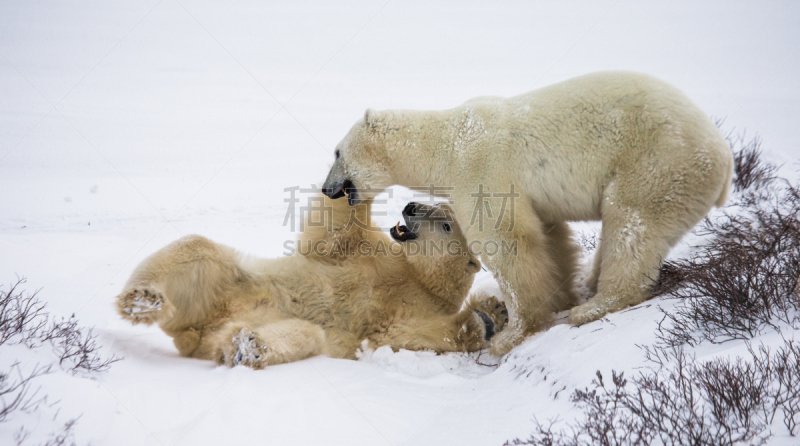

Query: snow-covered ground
left=1, top=1, right=798, bottom=444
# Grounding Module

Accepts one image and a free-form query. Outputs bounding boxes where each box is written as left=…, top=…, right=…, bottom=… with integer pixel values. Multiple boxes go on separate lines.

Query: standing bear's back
left=455, top=71, right=732, bottom=223
left=320, top=71, right=733, bottom=350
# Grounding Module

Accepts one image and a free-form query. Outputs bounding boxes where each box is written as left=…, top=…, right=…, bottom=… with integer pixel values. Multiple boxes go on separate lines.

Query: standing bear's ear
left=364, top=108, right=381, bottom=129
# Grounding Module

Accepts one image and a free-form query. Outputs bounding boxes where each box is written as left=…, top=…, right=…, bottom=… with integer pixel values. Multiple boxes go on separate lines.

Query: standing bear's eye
left=443, top=223, right=452, bottom=233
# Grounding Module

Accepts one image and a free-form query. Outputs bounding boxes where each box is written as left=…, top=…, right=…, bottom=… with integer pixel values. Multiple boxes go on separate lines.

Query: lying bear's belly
left=268, top=264, right=375, bottom=329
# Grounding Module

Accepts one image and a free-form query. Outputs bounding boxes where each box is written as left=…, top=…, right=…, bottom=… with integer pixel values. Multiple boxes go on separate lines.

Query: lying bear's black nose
left=403, top=202, right=419, bottom=217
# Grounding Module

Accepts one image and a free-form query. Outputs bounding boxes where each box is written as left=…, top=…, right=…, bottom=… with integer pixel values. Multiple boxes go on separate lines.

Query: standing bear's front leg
left=471, top=205, right=565, bottom=356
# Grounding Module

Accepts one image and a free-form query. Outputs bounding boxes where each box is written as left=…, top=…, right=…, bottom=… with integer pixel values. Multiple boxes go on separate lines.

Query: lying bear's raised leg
left=479, top=206, right=562, bottom=355
left=116, top=286, right=173, bottom=325
left=116, top=235, right=247, bottom=331
left=214, top=319, right=325, bottom=369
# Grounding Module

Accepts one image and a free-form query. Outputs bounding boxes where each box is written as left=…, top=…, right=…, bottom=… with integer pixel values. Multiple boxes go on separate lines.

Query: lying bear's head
left=390, top=201, right=481, bottom=307
left=322, top=109, right=396, bottom=206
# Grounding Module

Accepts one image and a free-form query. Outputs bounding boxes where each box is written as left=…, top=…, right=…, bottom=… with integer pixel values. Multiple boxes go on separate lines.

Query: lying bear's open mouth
left=390, top=222, right=418, bottom=242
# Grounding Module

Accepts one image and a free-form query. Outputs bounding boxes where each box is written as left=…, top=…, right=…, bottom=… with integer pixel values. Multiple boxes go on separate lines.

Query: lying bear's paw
left=117, top=287, right=168, bottom=324
left=223, top=328, right=269, bottom=370
left=473, top=296, right=508, bottom=341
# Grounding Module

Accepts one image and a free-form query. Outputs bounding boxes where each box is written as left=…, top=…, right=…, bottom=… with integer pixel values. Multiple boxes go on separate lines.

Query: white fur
left=323, top=71, right=733, bottom=354
left=115, top=195, right=508, bottom=368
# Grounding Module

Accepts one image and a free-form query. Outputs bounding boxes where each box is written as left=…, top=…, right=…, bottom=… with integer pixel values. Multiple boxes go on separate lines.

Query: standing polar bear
left=115, top=192, right=507, bottom=369
left=322, top=71, right=734, bottom=355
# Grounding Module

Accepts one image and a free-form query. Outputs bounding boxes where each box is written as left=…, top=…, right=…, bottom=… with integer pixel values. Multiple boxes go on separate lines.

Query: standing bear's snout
left=321, top=173, right=358, bottom=205
left=321, top=179, right=345, bottom=199
left=322, top=155, right=360, bottom=205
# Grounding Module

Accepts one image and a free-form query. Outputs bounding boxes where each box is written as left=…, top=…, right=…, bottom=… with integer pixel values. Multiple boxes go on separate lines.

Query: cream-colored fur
left=321, top=71, right=734, bottom=354
left=115, top=194, right=507, bottom=369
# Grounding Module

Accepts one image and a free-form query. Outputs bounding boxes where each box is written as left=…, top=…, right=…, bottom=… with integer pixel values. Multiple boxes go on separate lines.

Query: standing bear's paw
left=116, top=287, right=172, bottom=325
left=220, top=328, right=269, bottom=370
left=472, top=296, right=509, bottom=341
left=488, top=327, right=526, bottom=356
left=568, top=295, right=613, bottom=326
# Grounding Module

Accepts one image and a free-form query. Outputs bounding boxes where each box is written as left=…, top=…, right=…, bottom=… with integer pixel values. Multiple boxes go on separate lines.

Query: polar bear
left=115, top=193, right=507, bottom=369
left=321, top=71, right=734, bottom=355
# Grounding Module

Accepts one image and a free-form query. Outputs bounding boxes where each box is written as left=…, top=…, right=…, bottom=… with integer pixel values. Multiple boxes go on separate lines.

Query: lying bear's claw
left=474, top=309, right=496, bottom=341
left=118, top=287, right=166, bottom=323
left=472, top=296, right=508, bottom=342
left=228, top=328, right=269, bottom=369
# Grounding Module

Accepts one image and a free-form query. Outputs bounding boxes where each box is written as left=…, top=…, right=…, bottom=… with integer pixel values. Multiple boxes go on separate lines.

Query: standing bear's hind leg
left=568, top=176, right=712, bottom=325
left=569, top=130, right=732, bottom=327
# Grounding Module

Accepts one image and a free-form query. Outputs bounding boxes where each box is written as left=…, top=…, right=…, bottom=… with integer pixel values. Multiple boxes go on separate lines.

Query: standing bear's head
left=322, top=109, right=400, bottom=205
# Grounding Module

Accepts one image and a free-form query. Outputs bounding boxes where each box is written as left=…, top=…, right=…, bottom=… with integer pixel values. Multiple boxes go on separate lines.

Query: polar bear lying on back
left=116, top=194, right=506, bottom=368
left=322, top=71, right=733, bottom=355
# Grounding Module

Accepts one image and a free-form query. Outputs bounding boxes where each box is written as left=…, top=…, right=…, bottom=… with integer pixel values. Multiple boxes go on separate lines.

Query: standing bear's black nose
left=403, top=202, right=419, bottom=217
left=322, top=180, right=346, bottom=199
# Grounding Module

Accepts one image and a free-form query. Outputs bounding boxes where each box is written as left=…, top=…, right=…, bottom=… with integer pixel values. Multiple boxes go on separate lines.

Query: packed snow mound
left=356, top=341, right=500, bottom=379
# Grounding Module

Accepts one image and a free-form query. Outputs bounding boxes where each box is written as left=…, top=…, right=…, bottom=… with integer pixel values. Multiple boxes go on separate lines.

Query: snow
left=1, top=0, right=799, bottom=444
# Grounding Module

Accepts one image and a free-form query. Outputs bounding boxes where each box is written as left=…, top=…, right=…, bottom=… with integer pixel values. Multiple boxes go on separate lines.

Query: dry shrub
left=505, top=340, right=800, bottom=446
left=1, top=279, right=120, bottom=445
left=508, top=135, right=800, bottom=445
